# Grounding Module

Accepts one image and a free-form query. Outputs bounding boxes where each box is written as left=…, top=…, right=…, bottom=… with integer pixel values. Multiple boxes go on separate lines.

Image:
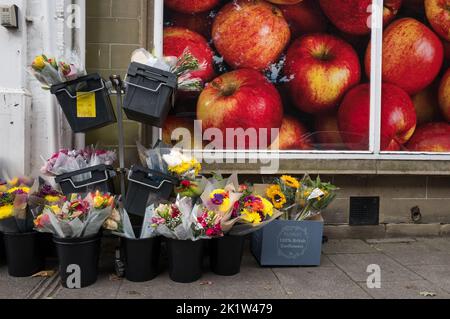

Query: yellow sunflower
left=266, top=185, right=287, bottom=209
left=281, top=175, right=300, bottom=189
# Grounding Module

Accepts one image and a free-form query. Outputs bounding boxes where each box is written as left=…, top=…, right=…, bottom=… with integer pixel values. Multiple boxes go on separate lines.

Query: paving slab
left=322, top=239, right=378, bottom=255
left=409, top=265, right=450, bottom=294
left=328, top=253, right=422, bottom=283
left=0, top=266, right=46, bottom=299
left=359, top=280, right=450, bottom=299
left=416, top=238, right=450, bottom=253
left=272, top=267, right=372, bottom=299
left=373, top=241, right=450, bottom=266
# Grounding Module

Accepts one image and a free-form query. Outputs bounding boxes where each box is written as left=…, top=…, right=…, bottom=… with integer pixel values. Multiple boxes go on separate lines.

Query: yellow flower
left=7, top=187, right=30, bottom=194
left=44, top=195, right=61, bottom=203
left=0, top=204, right=14, bottom=220
left=261, top=197, right=274, bottom=217
left=240, top=209, right=262, bottom=224
left=210, top=189, right=231, bottom=213
left=266, top=185, right=286, bottom=209
left=281, top=175, right=300, bottom=189
left=32, top=55, right=46, bottom=70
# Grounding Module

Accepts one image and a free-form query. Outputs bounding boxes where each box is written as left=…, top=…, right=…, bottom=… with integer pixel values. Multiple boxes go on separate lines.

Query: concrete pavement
left=1, top=238, right=450, bottom=299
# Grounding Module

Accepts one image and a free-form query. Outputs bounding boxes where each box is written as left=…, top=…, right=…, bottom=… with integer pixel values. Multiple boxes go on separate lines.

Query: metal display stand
left=108, top=75, right=127, bottom=200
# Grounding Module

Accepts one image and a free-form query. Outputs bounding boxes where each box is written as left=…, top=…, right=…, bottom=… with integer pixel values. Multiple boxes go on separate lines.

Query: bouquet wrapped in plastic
left=33, top=191, right=115, bottom=238
left=0, top=177, right=36, bottom=233
left=294, top=175, right=338, bottom=221
left=131, top=48, right=206, bottom=92
left=103, top=206, right=156, bottom=240
left=163, top=148, right=207, bottom=198
left=29, top=53, right=86, bottom=88
left=40, top=146, right=116, bottom=180
left=150, top=196, right=199, bottom=241
left=265, top=175, right=301, bottom=220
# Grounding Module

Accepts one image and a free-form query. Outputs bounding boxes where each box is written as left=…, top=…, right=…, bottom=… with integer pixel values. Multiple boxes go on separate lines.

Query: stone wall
left=85, top=0, right=153, bottom=166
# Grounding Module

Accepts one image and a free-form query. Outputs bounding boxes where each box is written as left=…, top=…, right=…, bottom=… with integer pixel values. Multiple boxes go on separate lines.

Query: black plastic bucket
left=54, top=234, right=102, bottom=289
left=121, top=235, right=161, bottom=282
left=3, top=232, right=44, bottom=277
left=210, top=235, right=245, bottom=276
left=50, top=73, right=116, bottom=133
left=124, top=165, right=178, bottom=216
left=55, top=164, right=116, bottom=195
left=39, top=232, right=57, bottom=259
left=167, top=239, right=204, bottom=283
left=123, top=62, right=177, bottom=127
left=0, top=233, right=5, bottom=264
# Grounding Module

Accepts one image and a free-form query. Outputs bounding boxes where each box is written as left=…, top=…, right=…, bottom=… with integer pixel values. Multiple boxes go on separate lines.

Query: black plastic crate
left=50, top=73, right=116, bottom=133
left=55, top=164, right=116, bottom=195
left=124, top=165, right=178, bottom=216
left=123, top=62, right=177, bottom=128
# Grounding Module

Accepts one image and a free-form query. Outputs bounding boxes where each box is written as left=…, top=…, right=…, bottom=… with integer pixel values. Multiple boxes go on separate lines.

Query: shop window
left=154, top=0, right=450, bottom=160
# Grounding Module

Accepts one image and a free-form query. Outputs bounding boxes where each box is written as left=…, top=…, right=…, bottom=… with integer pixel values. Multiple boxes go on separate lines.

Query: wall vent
left=349, top=197, right=380, bottom=226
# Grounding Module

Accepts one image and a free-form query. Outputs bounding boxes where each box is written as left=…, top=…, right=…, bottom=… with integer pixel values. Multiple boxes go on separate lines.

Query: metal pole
left=110, top=75, right=126, bottom=200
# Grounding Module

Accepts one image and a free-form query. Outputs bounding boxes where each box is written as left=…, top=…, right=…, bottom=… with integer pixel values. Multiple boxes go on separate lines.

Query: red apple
left=278, top=0, right=328, bottom=39
left=366, top=18, right=444, bottom=95
left=164, top=0, right=219, bottom=14
left=319, top=0, right=402, bottom=35
left=284, top=34, right=361, bottom=114
left=212, top=0, right=290, bottom=71
left=439, top=68, right=450, bottom=121
left=406, top=122, right=450, bottom=151
left=338, top=83, right=417, bottom=151
left=425, top=0, right=450, bottom=41
left=197, top=69, right=284, bottom=149
left=314, top=112, right=346, bottom=150
left=270, top=116, right=313, bottom=150
left=163, top=116, right=196, bottom=148
left=164, top=27, right=215, bottom=86
left=412, top=82, right=441, bottom=125
left=166, top=10, right=213, bottom=39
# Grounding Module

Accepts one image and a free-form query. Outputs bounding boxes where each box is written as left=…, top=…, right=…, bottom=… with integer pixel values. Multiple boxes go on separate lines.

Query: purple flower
left=211, top=194, right=225, bottom=205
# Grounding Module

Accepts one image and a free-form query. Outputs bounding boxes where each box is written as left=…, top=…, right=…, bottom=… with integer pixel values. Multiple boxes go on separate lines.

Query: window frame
left=152, top=0, right=450, bottom=162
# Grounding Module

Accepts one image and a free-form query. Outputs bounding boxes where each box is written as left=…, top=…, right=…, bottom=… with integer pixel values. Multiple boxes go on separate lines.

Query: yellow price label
left=76, top=92, right=96, bottom=118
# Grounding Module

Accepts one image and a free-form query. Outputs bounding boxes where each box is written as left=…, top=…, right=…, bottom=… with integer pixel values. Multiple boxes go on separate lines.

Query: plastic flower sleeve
left=111, top=209, right=136, bottom=239
left=82, top=206, right=113, bottom=237
left=140, top=205, right=157, bottom=239
left=228, top=210, right=284, bottom=236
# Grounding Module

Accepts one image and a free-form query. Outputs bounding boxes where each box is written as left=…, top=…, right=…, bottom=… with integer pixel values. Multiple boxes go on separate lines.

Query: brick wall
left=86, top=0, right=153, bottom=165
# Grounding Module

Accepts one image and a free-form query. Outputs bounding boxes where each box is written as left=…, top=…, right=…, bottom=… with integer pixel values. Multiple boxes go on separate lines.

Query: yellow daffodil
left=281, top=175, right=300, bottom=189
left=0, top=204, right=14, bottom=220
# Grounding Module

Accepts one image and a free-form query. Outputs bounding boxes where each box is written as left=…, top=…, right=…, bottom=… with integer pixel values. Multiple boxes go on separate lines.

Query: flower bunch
left=0, top=192, right=15, bottom=220
left=33, top=184, right=64, bottom=204
left=34, top=192, right=115, bottom=238
left=29, top=53, right=86, bottom=88
left=238, top=195, right=274, bottom=225
left=266, top=175, right=300, bottom=210
left=295, top=175, right=338, bottom=221
left=194, top=206, right=223, bottom=238
left=207, top=189, right=232, bottom=213
left=151, top=203, right=183, bottom=231
left=163, top=149, right=201, bottom=180
left=131, top=48, right=206, bottom=92
left=41, top=146, right=116, bottom=176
